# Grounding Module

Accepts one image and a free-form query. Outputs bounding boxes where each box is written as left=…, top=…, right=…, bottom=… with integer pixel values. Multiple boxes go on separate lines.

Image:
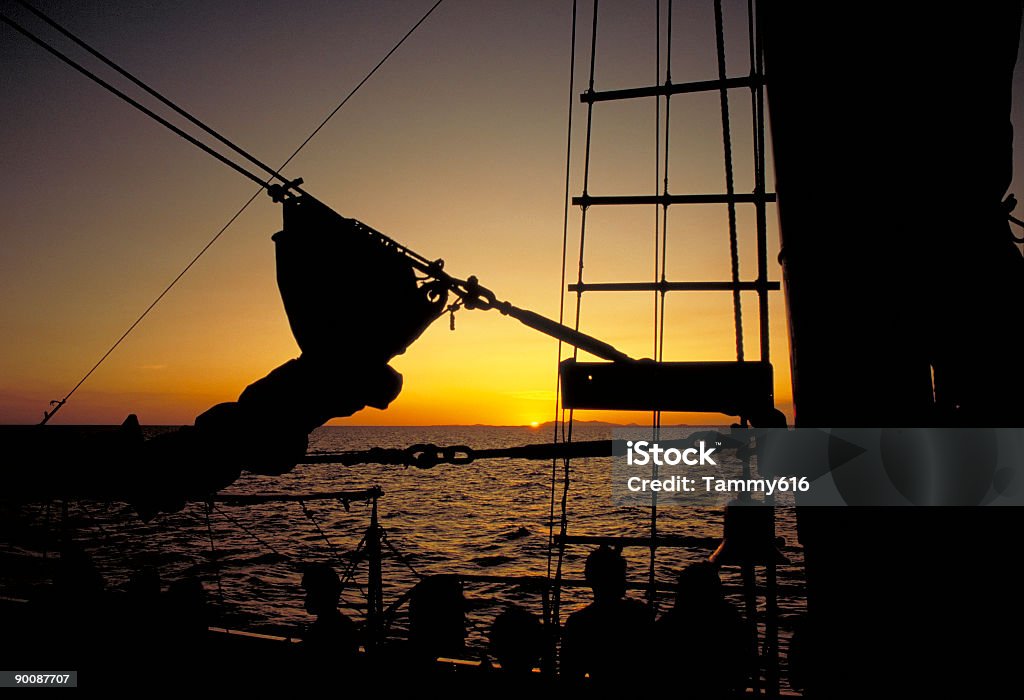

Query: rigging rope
left=547, top=0, right=578, bottom=588
left=747, top=0, right=770, bottom=361
left=648, top=0, right=675, bottom=610
left=203, top=502, right=226, bottom=603
left=279, top=0, right=445, bottom=176
left=14, top=0, right=298, bottom=191
left=209, top=501, right=371, bottom=598
left=299, top=499, right=344, bottom=565
left=38, top=192, right=260, bottom=425
left=553, top=0, right=601, bottom=634
left=7, top=0, right=446, bottom=423
left=337, top=536, right=367, bottom=593
left=183, top=499, right=351, bottom=587
left=381, top=531, right=422, bottom=579
left=654, top=0, right=663, bottom=361
left=211, top=504, right=283, bottom=559
left=713, top=0, right=745, bottom=362
left=211, top=503, right=367, bottom=607
left=658, top=0, right=672, bottom=366
left=572, top=1, right=601, bottom=338
left=0, top=13, right=272, bottom=190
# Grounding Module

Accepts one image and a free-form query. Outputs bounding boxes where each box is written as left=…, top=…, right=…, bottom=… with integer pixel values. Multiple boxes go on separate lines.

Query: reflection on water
left=3, top=425, right=805, bottom=652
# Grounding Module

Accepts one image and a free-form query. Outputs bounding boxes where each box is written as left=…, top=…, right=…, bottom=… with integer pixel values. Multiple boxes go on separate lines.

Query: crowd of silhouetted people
left=15, top=543, right=756, bottom=692
left=298, top=546, right=754, bottom=693
left=7, top=542, right=212, bottom=680
left=560, top=544, right=752, bottom=693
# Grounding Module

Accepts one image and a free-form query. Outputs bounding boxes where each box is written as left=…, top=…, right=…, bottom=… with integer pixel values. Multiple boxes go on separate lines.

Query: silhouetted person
left=560, top=545, right=653, bottom=686
left=29, top=543, right=110, bottom=668
left=301, top=563, right=358, bottom=665
left=53, top=542, right=106, bottom=597
left=164, top=577, right=209, bottom=641
left=125, top=566, right=161, bottom=600
left=655, top=562, right=751, bottom=698
left=489, top=604, right=544, bottom=676
left=408, top=574, right=467, bottom=666
left=121, top=566, right=162, bottom=647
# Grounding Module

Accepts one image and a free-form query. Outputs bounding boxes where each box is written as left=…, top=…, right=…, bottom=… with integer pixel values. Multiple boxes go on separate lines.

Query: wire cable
left=554, top=0, right=600, bottom=641
left=0, top=12, right=269, bottom=189
left=14, top=0, right=296, bottom=190
left=276, top=0, right=444, bottom=174
left=547, top=0, right=578, bottom=588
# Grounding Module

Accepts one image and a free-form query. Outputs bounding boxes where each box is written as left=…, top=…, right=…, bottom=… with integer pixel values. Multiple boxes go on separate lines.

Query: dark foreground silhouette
left=300, top=562, right=358, bottom=665
left=489, top=604, right=545, bottom=676
left=560, top=545, right=654, bottom=686
left=655, top=562, right=752, bottom=698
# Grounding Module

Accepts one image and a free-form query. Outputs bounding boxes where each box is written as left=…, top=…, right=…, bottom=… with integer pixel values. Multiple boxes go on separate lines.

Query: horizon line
left=0, top=420, right=729, bottom=429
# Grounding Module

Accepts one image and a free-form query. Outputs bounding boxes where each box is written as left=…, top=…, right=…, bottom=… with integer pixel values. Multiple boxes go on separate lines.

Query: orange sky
left=14, top=0, right=1018, bottom=426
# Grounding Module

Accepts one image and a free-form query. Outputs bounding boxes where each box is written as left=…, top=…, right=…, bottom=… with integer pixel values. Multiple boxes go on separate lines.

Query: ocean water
left=4, top=424, right=805, bottom=654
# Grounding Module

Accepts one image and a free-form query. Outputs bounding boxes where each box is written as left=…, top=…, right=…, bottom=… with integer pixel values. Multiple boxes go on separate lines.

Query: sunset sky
left=3, top=1, right=1023, bottom=426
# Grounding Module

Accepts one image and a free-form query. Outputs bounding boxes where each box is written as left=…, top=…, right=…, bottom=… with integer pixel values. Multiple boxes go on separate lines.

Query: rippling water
left=3, top=425, right=806, bottom=654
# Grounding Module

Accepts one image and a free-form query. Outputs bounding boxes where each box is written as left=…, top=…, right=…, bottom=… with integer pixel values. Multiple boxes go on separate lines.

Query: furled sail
left=273, top=195, right=447, bottom=363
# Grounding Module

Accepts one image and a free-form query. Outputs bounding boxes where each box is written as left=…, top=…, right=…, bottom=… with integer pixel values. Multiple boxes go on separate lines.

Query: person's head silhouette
left=585, top=544, right=627, bottom=602
left=490, top=604, right=543, bottom=674
left=302, top=562, right=341, bottom=617
left=676, top=561, right=723, bottom=604
left=409, top=574, right=466, bottom=660
left=165, top=577, right=208, bottom=638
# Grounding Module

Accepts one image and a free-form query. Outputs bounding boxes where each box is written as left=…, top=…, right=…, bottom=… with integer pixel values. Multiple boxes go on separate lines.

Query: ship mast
left=763, top=2, right=1024, bottom=696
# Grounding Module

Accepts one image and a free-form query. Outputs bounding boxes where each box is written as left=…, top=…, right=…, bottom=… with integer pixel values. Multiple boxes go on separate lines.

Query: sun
left=530, top=421, right=540, bottom=428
